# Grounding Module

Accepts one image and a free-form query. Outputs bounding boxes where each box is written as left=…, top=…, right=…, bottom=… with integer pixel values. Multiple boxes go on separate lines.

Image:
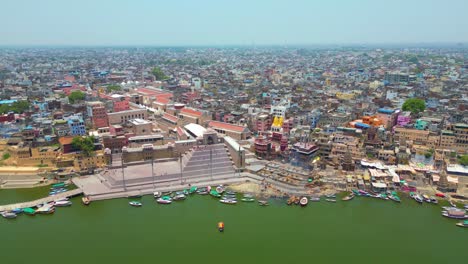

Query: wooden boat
left=52, top=182, right=67, bottom=188
left=342, top=193, right=354, bottom=201
left=325, top=193, right=336, bottom=198
left=210, top=190, right=221, bottom=198
left=218, top=222, right=224, bottom=232
left=189, top=186, right=198, bottom=194
left=429, top=197, right=438, bottom=204
left=241, top=198, right=255, bottom=202
left=216, top=185, right=225, bottom=194
left=127, top=194, right=142, bottom=199
left=258, top=200, right=269, bottom=206
left=82, top=196, right=91, bottom=205
left=173, top=194, right=186, bottom=201
left=220, top=199, right=237, bottom=204
left=129, top=201, right=142, bottom=207
left=299, top=197, right=308, bottom=206
left=153, top=192, right=162, bottom=198
left=12, top=208, right=23, bottom=214
left=422, top=194, right=431, bottom=203
left=54, top=200, right=72, bottom=207
left=161, top=191, right=173, bottom=196
left=435, top=192, right=446, bottom=198
left=309, top=197, right=320, bottom=202
left=36, top=204, right=55, bottom=214
left=196, top=188, right=209, bottom=195
left=23, top=208, right=36, bottom=215
left=456, top=220, right=468, bottom=228
left=442, top=210, right=468, bottom=219
left=325, top=199, right=337, bottom=203
left=1, top=211, right=17, bottom=219
left=389, top=195, right=401, bottom=203
left=413, top=194, right=423, bottom=204
left=287, top=197, right=294, bottom=205
left=225, top=191, right=236, bottom=195
left=156, top=198, right=172, bottom=204
left=294, top=197, right=300, bottom=205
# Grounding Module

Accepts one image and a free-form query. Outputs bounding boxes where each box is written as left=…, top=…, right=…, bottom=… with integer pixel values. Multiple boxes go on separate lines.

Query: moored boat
left=54, top=200, right=72, bottom=207
left=442, top=210, right=468, bottom=219
left=216, top=185, right=225, bottom=194
left=435, top=192, right=446, bottom=198
left=156, top=197, right=172, bottom=204
left=196, top=187, right=209, bottom=195
left=258, top=200, right=269, bottom=206
left=82, top=196, right=91, bottom=205
left=309, top=197, right=320, bottom=202
left=173, top=194, right=186, bottom=201
left=129, top=201, right=142, bottom=207
left=456, top=220, right=468, bottom=228
left=342, top=193, right=354, bottom=201
left=422, top=194, right=431, bottom=203
left=299, top=197, right=308, bottom=206
left=325, top=199, right=336, bottom=203
left=241, top=197, right=255, bottom=202
left=52, top=182, right=67, bottom=188
left=1, top=211, right=17, bottom=219
left=413, top=194, right=423, bottom=204
left=23, top=208, right=36, bottom=215
left=153, top=192, right=162, bottom=198
left=429, top=197, right=438, bottom=204
left=220, top=199, right=237, bottom=204
left=389, top=195, right=401, bottom=203
left=325, top=193, right=336, bottom=198
left=210, top=190, right=221, bottom=198
left=189, top=186, right=198, bottom=194
left=36, top=204, right=55, bottom=214
left=11, top=208, right=23, bottom=214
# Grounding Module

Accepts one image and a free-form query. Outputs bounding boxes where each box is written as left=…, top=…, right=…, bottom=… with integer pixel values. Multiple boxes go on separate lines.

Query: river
left=0, top=187, right=467, bottom=264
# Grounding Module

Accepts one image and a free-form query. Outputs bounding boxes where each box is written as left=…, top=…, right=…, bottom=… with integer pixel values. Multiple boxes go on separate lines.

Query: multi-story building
left=107, top=109, right=147, bottom=124
left=67, top=116, right=86, bottom=136
left=129, top=118, right=152, bottom=135
left=255, top=114, right=271, bottom=132
left=87, top=102, right=109, bottom=128
left=384, top=71, right=409, bottom=83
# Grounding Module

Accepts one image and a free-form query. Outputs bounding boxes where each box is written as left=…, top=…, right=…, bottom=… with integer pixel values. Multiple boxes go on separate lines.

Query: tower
left=342, top=146, right=355, bottom=171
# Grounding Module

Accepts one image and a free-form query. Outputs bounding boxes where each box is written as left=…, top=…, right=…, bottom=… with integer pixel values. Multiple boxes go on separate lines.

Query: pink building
left=396, top=111, right=412, bottom=127
left=113, top=99, right=130, bottom=112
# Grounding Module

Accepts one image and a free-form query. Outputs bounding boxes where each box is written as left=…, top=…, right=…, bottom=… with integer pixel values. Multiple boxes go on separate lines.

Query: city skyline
left=1, top=0, right=468, bottom=46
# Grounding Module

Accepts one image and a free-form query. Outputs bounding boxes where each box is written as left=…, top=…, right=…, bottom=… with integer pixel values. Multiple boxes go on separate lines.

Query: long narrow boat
left=342, top=193, right=354, bottom=201
left=52, top=182, right=67, bottom=188
left=22, top=208, right=36, bottom=215
left=241, top=198, right=255, bottom=202
left=325, top=199, right=337, bottom=203
left=157, top=197, right=172, bottom=204
left=309, top=197, right=320, bottom=202
left=456, top=220, right=468, bottom=228
left=442, top=210, right=468, bottom=219
left=258, top=200, right=269, bottom=206
left=413, top=194, right=423, bottom=204
left=189, top=186, right=198, bottom=194
left=82, top=196, right=91, bottom=205
left=389, top=195, right=401, bottom=203
left=129, top=201, right=142, bottom=207
left=54, top=200, right=72, bottom=207
left=210, top=190, right=221, bottom=198
left=1, top=211, right=17, bottom=219
left=220, top=199, right=237, bottom=204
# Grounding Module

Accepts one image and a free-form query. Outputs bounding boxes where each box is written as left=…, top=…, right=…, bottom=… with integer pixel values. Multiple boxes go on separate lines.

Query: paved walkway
left=0, top=189, right=83, bottom=211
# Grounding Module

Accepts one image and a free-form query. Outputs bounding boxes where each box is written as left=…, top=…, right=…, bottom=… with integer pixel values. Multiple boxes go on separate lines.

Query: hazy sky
left=1, top=0, right=467, bottom=46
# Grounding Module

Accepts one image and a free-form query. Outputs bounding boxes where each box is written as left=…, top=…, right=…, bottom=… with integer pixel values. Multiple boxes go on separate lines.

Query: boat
left=22, top=208, right=36, bottom=215
left=352, top=190, right=360, bottom=196
left=358, top=190, right=370, bottom=196
left=325, top=199, right=336, bottom=203
left=153, top=192, right=162, bottom=198
left=54, top=200, right=72, bottom=207
left=429, top=197, right=438, bottom=204
left=36, top=204, right=55, bottom=214
left=129, top=201, right=142, bottom=207
left=413, top=194, right=423, bottom=204
left=422, top=194, right=431, bottom=203
left=1, top=211, right=17, bottom=219
left=389, top=195, right=401, bottom=203
left=241, top=198, right=255, bottom=202
left=435, top=192, right=446, bottom=198
left=456, top=220, right=468, bottom=228
left=225, top=191, right=236, bottom=195
left=11, top=208, right=23, bottom=214
left=220, top=199, right=237, bottom=204
left=216, top=185, right=225, bottom=194
left=210, top=190, right=221, bottom=198
left=258, top=200, right=269, bottom=206
left=173, top=194, right=186, bottom=201
left=309, top=197, right=320, bottom=202
left=379, top=193, right=389, bottom=200
left=197, top=188, right=209, bottom=195
left=156, top=198, right=172, bottom=204
left=189, top=186, right=198, bottom=194
left=299, top=197, right=308, bottom=206
left=464, top=205, right=468, bottom=210
left=127, top=194, right=142, bottom=199
left=325, top=193, right=336, bottom=198
left=442, top=210, right=468, bottom=219
left=243, top=193, right=254, bottom=198
left=449, top=200, right=457, bottom=207
left=342, top=193, right=354, bottom=201
left=82, top=196, right=91, bottom=205
left=218, top=222, right=224, bottom=232
left=162, top=191, right=173, bottom=196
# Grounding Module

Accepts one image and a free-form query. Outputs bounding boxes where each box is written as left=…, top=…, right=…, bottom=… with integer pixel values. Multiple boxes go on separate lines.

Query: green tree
left=459, top=155, right=468, bottom=166
left=0, top=100, right=30, bottom=114
left=72, top=136, right=96, bottom=157
left=151, top=67, right=169, bottom=80
left=402, top=98, right=425, bottom=115
left=68, top=90, right=86, bottom=104
left=2, top=153, right=10, bottom=160
left=106, top=85, right=122, bottom=93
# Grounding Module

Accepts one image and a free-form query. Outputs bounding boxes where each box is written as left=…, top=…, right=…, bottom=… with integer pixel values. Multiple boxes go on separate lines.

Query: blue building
left=67, top=116, right=86, bottom=136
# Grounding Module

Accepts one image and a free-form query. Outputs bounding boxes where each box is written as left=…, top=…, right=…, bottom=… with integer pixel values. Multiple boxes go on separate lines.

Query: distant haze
left=1, top=0, right=467, bottom=46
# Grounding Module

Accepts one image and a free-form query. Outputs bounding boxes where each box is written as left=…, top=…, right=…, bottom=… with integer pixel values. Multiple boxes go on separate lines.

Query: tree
left=459, top=155, right=468, bottom=166
left=72, top=136, right=96, bottom=157
left=402, top=98, right=425, bottom=115
left=68, top=90, right=86, bottom=104
left=151, top=67, right=169, bottom=80
left=106, top=85, right=122, bottom=93
left=0, top=100, right=30, bottom=114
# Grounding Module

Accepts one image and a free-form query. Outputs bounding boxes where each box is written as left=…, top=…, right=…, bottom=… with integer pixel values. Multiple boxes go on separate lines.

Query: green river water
left=0, top=187, right=467, bottom=264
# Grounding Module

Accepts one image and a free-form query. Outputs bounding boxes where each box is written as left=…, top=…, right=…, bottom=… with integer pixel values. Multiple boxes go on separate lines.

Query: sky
left=1, top=0, right=467, bottom=46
